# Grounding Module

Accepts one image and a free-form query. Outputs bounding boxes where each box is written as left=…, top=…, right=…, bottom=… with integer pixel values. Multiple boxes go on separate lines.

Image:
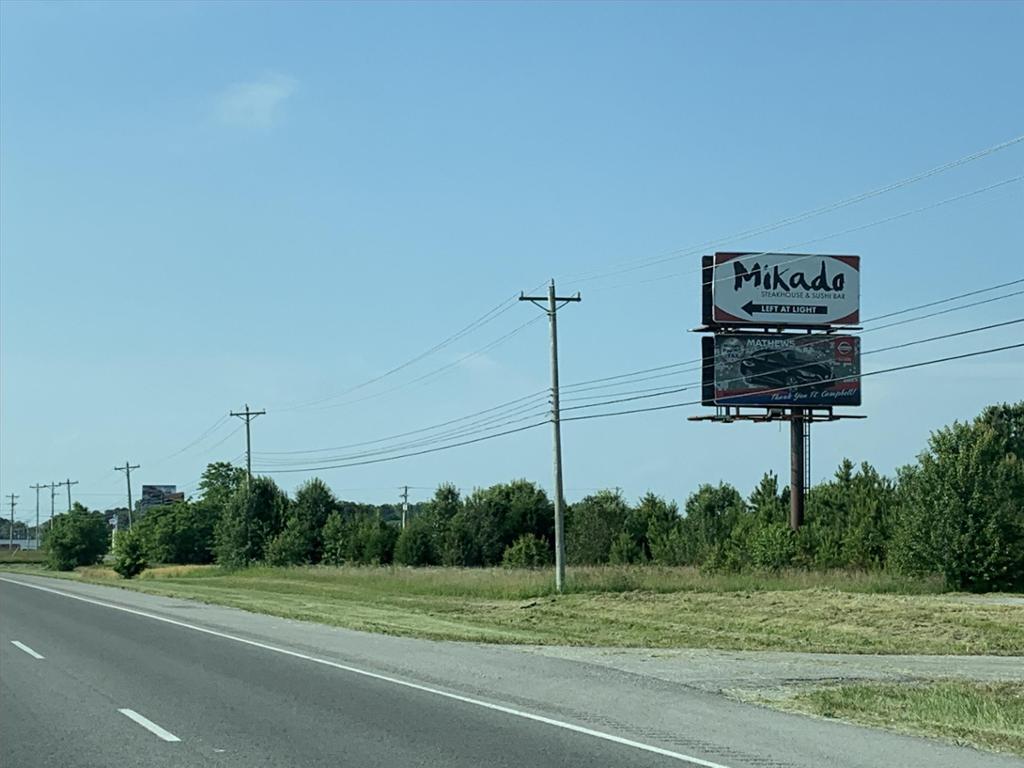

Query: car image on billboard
left=711, top=334, right=861, bottom=407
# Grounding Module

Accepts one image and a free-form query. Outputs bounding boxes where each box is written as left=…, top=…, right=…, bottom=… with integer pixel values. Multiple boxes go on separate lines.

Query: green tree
left=891, top=402, right=1024, bottom=592
left=214, top=477, right=289, bottom=567
left=566, top=490, right=631, bottom=565
left=626, top=492, right=679, bottom=561
left=608, top=531, right=644, bottom=564
left=46, top=503, right=109, bottom=571
left=680, top=482, right=745, bottom=565
left=321, top=510, right=348, bottom=565
left=265, top=515, right=314, bottom=566
left=198, top=462, right=247, bottom=509
left=112, top=527, right=148, bottom=578
left=290, top=479, right=337, bottom=561
left=457, top=481, right=553, bottom=566
left=501, top=533, right=552, bottom=568
left=136, top=501, right=217, bottom=564
left=394, top=518, right=436, bottom=566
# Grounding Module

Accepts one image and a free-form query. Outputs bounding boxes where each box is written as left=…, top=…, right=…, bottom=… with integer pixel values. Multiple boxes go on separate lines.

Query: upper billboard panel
left=704, top=252, right=860, bottom=328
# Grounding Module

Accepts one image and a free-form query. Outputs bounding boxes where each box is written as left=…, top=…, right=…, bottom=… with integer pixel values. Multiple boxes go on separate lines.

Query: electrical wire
left=307, top=314, right=546, bottom=413
left=586, top=175, right=1023, bottom=294
left=559, top=317, right=1023, bottom=412
left=559, top=281, right=1024, bottom=399
left=259, top=320, right=1022, bottom=469
left=561, top=342, right=1022, bottom=424
left=251, top=280, right=1023, bottom=467
left=256, top=341, right=1022, bottom=474
left=561, top=134, right=1024, bottom=287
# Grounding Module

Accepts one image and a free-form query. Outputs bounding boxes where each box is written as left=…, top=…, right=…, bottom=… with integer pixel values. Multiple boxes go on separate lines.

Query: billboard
left=701, top=333, right=861, bottom=407
left=702, top=252, right=860, bottom=328
left=139, top=485, right=183, bottom=513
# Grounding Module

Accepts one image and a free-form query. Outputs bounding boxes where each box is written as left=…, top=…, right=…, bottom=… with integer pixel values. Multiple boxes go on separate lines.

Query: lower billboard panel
left=701, top=333, right=861, bottom=407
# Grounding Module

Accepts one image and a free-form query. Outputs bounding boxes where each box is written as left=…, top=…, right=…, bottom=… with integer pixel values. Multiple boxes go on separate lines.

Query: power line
left=561, top=134, right=1024, bottom=287
left=307, top=314, right=546, bottom=413
left=277, top=289, right=544, bottom=413
left=588, top=176, right=1023, bottom=294
left=267, top=139, right=1022, bottom=423
left=255, top=388, right=550, bottom=456
left=562, top=343, right=1023, bottom=424
left=254, top=403, right=550, bottom=467
left=252, top=280, right=1023, bottom=469
left=558, top=281, right=1024, bottom=400
left=256, top=340, right=1022, bottom=475
left=560, top=317, right=1023, bottom=411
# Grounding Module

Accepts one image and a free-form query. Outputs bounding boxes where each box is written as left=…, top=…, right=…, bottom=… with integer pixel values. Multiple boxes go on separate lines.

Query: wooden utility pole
left=520, top=279, right=581, bottom=593
left=231, top=404, right=265, bottom=485
left=114, top=462, right=140, bottom=529
left=48, top=482, right=58, bottom=529
left=6, top=494, right=17, bottom=550
left=30, top=484, right=45, bottom=546
left=59, top=478, right=79, bottom=512
left=790, top=408, right=805, bottom=530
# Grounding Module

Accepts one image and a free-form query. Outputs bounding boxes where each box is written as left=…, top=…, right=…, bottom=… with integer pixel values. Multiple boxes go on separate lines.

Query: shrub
left=566, top=490, right=630, bottom=564
left=112, top=528, right=148, bottom=579
left=501, top=534, right=552, bottom=568
left=891, top=402, right=1024, bottom=592
left=608, top=532, right=644, bottom=565
left=321, top=511, right=348, bottom=565
left=265, top=518, right=313, bottom=566
left=394, top=520, right=436, bottom=566
left=46, top=504, right=109, bottom=571
left=749, top=523, right=796, bottom=571
left=214, top=477, right=289, bottom=567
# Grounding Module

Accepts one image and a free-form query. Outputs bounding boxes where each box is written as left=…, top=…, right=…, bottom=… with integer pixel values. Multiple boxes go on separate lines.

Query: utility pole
left=230, top=404, right=265, bottom=485
left=790, top=408, right=805, bottom=530
left=114, top=462, right=140, bottom=529
left=30, top=484, right=45, bottom=547
left=520, top=279, right=581, bottom=594
left=59, top=478, right=79, bottom=512
left=401, top=485, right=409, bottom=530
left=48, top=482, right=58, bottom=529
left=7, top=494, right=17, bottom=549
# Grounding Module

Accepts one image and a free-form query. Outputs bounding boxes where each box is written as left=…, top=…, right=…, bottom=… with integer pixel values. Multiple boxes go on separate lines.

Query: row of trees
left=46, top=402, right=1023, bottom=592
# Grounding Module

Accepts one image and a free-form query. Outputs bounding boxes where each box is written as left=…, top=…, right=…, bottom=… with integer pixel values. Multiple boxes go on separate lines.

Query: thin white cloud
left=215, top=73, right=297, bottom=129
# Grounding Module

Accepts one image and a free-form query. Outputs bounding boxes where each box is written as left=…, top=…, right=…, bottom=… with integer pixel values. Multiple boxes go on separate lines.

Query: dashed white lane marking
left=10, top=640, right=44, bottom=659
left=1, top=577, right=731, bottom=768
left=118, top=708, right=181, bottom=742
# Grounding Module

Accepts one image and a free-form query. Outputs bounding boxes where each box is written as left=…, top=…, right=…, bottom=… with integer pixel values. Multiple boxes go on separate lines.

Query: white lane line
left=0, top=577, right=730, bottom=768
left=10, top=640, right=45, bottom=659
left=118, top=708, right=181, bottom=742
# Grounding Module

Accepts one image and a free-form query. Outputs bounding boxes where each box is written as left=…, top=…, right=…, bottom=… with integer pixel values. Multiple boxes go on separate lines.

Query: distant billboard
left=701, top=333, right=861, bottom=407
left=702, top=252, right=860, bottom=328
left=139, top=485, right=182, bottom=513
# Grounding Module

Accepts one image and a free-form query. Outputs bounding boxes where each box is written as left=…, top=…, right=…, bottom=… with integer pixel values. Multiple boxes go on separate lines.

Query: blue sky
left=2, top=1, right=1022, bottom=520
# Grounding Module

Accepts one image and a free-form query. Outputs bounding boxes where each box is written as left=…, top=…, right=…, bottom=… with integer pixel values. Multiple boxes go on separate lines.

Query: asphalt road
left=1, top=575, right=1020, bottom=768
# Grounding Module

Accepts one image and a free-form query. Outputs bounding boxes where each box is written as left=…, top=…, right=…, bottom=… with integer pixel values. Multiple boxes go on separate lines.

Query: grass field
left=0, top=549, right=46, bottom=564
left=770, top=680, right=1024, bottom=756
left=5, top=563, right=1020, bottom=655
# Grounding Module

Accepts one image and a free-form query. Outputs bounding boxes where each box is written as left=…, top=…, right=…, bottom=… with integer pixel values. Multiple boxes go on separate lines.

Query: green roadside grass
left=766, top=680, right=1024, bottom=757
left=0, top=549, right=47, bottom=564
left=3, top=563, right=1021, bottom=655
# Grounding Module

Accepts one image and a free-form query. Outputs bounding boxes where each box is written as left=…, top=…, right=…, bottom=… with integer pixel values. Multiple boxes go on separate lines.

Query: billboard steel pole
left=790, top=409, right=805, bottom=530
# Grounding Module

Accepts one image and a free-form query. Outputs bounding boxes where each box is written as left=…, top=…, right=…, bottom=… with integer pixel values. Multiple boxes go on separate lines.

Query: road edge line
left=0, top=576, right=732, bottom=768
